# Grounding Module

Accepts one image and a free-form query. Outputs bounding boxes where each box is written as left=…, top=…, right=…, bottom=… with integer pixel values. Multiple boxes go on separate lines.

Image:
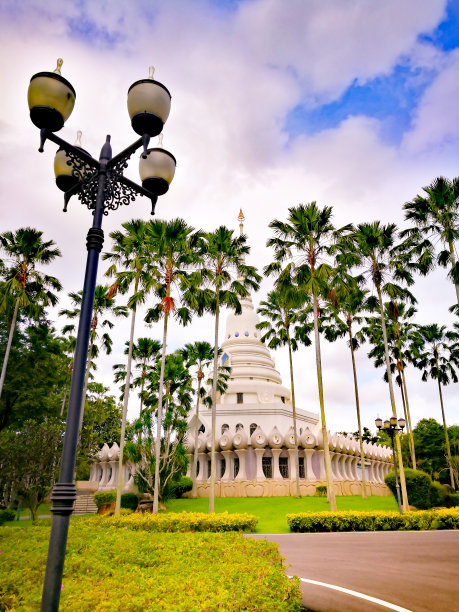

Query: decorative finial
left=74, top=130, right=83, bottom=148
left=238, top=209, right=245, bottom=236
left=157, top=133, right=163, bottom=148
left=148, top=66, right=155, bottom=80
left=54, top=58, right=63, bottom=75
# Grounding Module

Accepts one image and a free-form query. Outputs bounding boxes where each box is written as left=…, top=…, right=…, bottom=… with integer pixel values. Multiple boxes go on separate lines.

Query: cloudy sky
left=1, top=0, right=458, bottom=436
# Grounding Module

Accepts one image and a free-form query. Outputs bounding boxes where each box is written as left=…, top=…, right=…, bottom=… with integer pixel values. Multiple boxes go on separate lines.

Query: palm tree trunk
left=436, top=364, right=456, bottom=490
left=115, top=303, right=137, bottom=515
left=78, top=335, right=95, bottom=433
left=0, top=297, right=19, bottom=401
left=153, top=312, right=169, bottom=514
left=209, top=290, right=220, bottom=514
left=375, top=284, right=409, bottom=511
left=398, top=381, right=411, bottom=467
left=400, top=366, right=416, bottom=469
left=348, top=324, right=367, bottom=499
left=286, top=326, right=301, bottom=497
left=447, top=241, right=459, bottom=304
left=191, top=378, right=202, bottom=499
left=313, top=295, right=337, bottom=511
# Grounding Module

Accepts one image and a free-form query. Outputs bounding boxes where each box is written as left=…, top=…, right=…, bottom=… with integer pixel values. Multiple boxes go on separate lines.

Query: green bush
left=385, top=468, right=432, bottom=509
left=94, top=510, right=258, bottom=533
left=121, top=493, right=139, bottom=511
left=170, top=476, right=193, bottom=498
left=430, top=482, right=447, bottom=507
left=286, top=508, right=459, bottom=533
left=0, top=520, right=301, bottom=610
left=315, top=484, right=327, bottom=497
left=93, top=490, right=116, bottom=509
left=446, top=493, right=459, bottom=508
left=0, top=509, right=15, bottom=525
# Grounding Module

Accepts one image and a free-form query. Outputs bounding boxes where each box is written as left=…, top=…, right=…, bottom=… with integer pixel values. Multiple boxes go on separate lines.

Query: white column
left=271, top=449, right=283, bottom=480
left=315, top=450, right=327, bottom=481
left=197, top=452, right=208, bottom=483
left=221, top=450, right=233, bottom=481
left=235, top=449, right=248, bottom=481
left=106, top=460, right=118, bottom=488
left=331, top=453, right=342, bottom=480
left=254, top=448, right=266, bottom=480
left=304, top=449, right=315, bottom=480
left=287, top=449, right=297, bottom=481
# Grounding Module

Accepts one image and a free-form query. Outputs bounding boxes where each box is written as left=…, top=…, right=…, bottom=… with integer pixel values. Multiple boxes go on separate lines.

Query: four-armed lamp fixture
left=28, top=59, right=176, bottom=612
left=375, top=415, right=405, bottom=515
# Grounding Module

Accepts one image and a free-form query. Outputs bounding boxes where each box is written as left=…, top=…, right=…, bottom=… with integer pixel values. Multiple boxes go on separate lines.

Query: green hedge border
left=287, top=508, right=459, bottom=532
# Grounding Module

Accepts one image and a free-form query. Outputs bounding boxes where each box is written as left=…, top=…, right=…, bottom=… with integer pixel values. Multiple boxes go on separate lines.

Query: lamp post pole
left=376, top=416, right=405, bottom=515
left=28, top=60, right=175, bottom=612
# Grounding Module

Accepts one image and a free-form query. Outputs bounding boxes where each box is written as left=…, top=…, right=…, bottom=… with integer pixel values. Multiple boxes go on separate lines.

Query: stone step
left=73, top=494, right=98, bottom=515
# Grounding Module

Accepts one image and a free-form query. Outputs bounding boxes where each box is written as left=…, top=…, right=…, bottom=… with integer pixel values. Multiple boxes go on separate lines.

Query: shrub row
left=0, top=522, right=300, bottom=610
left=91, top=510, right=258, bottom=533
left=286, top=508, right=459, bottom=532
left=0, top=509, right=15, bottom=525
left=385, top=468, right=456, bottom=509
left=93, top=491, right=139, bottom=511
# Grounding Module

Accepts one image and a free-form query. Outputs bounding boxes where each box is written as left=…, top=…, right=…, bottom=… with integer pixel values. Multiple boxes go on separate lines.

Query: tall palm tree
left=410, top=324, right=458, bottom=489
left=342, top=222, right=416, bottom=511
left=104, top=219, right=156, bottom=515
left=180, top=341, right=215, bottom=499
left=201, top=226, right=260, bottom=513
left=144, top=219, right=206, bottom=514
left=266, top=203, right=352, bottom=512
left=0, top=228, right=61, bottom=400
left=256, top=287, right=311, bottom=498
left=402, top=176, right=459, bottom=304
left=323, top=276, right=370, bottom=498
left=363, top=301, right=417, bottom=469
left=59, top=284, right=127, bottom=431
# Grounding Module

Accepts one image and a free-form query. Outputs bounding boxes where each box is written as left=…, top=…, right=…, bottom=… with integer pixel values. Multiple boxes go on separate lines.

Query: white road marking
left=289, top=576, right=413, bottom=612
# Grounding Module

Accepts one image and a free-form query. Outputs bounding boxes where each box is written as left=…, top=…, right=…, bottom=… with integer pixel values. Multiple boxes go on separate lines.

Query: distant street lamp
left=28, top=59, right=176, bottom=611
left=375, top=415, right=406, bottom=515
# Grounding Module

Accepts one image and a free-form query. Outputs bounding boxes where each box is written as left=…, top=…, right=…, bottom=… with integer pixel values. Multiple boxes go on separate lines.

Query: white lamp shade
left=139, top=147, right=176, bottom=196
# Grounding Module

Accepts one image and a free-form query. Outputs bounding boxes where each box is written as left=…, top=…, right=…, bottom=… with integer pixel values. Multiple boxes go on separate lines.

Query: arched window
left=233, top=457, right=240, bottom=478
left=279, top=457, right=289, bottom=479
left=222, top=352, right=230, bottom=366
left=262, top=457, right=272, bottom=478
left=221, top=423, right=229, bottom=435
left=198, top=424, right=205, bottom=434
left=250, top=423, right=257, bottom=436
left=236, top=422, right=244, bottom=431
left=220, top=459, right=226, bottom=478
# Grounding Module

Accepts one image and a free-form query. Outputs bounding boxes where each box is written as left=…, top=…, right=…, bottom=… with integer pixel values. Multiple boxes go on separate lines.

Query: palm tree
left=402, top=176, right=459, bottom=304
left=127, top=351, right=194, bottom=503
left=0, top=228, right=61, bottom=400
left=342, top=222, right=416, bottom=511
left=410, top=324, right=458, bottom=489
left=201, top=226, right=260, bottom=513
left=266, top=203, right=351, bottom=512
left=104, top=219, right=156, bottom=515
left=144, top=219, right=206, bottom=514
left=180, top=341, right=215, bottom=498
left=59, top=284, right=127, bottom=431
left=256, top=288, right=311, bottom=498
left=363, top=301, right=418, bottom=469
left=323, top=276, right=370, bottom=498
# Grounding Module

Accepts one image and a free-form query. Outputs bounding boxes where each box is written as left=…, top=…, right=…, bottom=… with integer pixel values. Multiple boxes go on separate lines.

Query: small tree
left=0, top=419, right=63, bottom=520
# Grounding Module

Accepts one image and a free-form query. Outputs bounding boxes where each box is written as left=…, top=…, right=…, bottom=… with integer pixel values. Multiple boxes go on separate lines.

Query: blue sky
left=285, top=0, right=459, bottom=144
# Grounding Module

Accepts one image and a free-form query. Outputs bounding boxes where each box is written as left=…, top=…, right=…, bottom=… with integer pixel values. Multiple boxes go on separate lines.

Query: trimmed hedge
left=430, top=481, right=446, bottom=508
left=93, top=510, right=258, bottom=533
left=0, top=522, right=301, bottom=611
left=286, top=508, right=459, bottom=532
left=0, top=509, right=15, bottom=525
left=93, top=490, right=139, bottom=511
left=170, top=476, right=193, bottom=498
left=385, top=468, right=432, bottom=509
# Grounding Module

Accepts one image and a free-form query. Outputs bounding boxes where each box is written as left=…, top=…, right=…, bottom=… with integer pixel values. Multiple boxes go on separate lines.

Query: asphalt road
left=250, top=531, right=459, bottom=612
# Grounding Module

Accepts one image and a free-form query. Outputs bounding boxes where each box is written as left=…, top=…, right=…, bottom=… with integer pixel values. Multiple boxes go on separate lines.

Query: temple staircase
left=73, top=494, right=98, bottom=515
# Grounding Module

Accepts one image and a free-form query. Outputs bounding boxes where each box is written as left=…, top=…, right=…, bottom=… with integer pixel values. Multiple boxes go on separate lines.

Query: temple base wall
left=185, top=479, right=391, bottom=498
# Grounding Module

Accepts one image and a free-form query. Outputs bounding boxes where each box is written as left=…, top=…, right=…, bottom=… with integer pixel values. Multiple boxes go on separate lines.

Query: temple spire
left=238, top=209, right=245, bottom=236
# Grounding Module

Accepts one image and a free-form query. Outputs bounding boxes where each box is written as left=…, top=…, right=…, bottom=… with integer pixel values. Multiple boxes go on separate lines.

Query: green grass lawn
left=19, top=502, right=51, bottom=519
left=166, top=495, right=399, bottom=533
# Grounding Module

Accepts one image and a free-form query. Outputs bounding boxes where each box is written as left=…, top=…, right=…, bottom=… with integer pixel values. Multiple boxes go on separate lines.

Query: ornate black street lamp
left=28, top=59, right=176, bottom=611
left=375, top=415, right=406, bottom=515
